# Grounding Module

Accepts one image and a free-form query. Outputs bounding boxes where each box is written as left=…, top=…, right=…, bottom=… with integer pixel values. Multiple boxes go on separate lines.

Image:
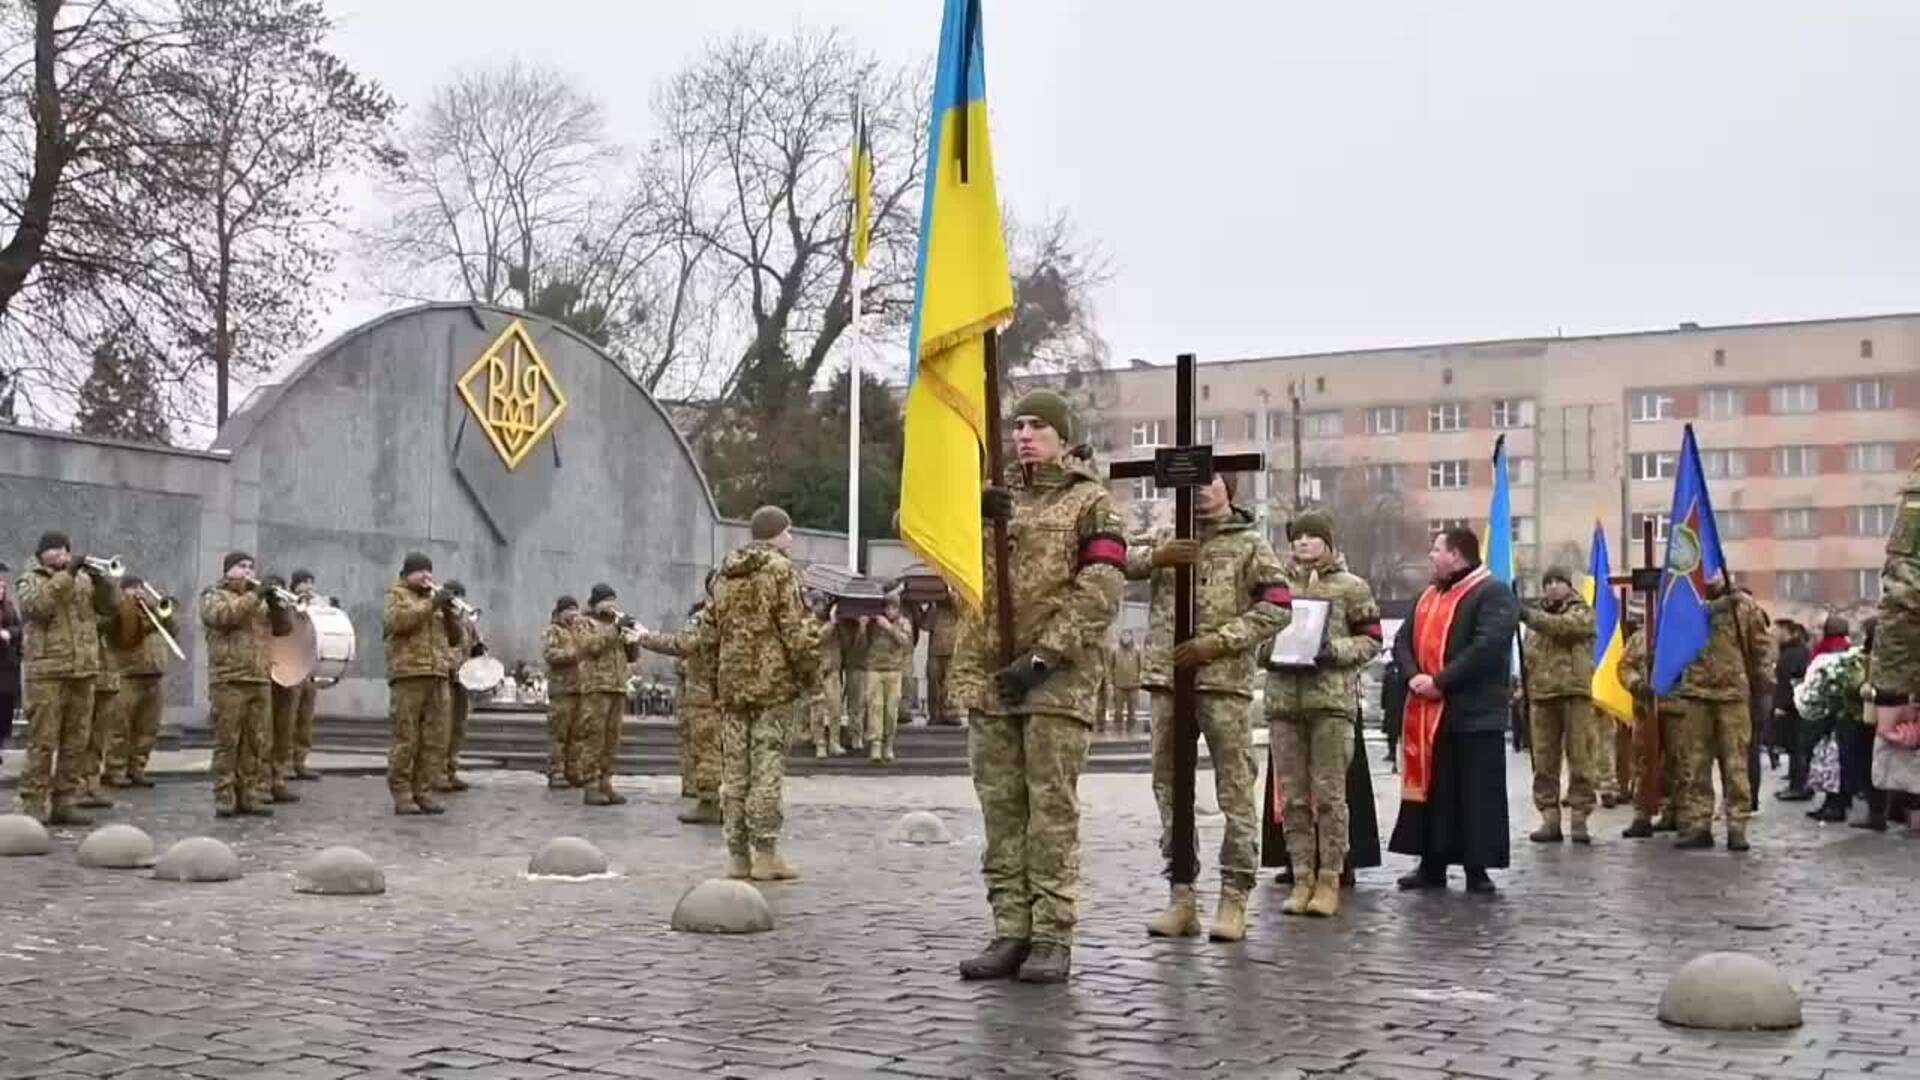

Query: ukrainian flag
left=850, top=99, right=872, bottom=270
left=897, top=0, right=1013, bottom=611
left=1587, top=522, right=1633, bottom=723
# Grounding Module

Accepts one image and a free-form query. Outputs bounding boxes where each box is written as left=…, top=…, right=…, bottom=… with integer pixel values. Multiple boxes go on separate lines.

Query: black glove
left=471, top=642, right=488, bottom=658
left=995, top=651, right=1060, bottom=705
left=981, top=486, right=1014, bottom=523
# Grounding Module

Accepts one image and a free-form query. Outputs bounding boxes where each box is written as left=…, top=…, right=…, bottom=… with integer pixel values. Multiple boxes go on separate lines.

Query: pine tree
left=74, top=336, right=171, bottom=445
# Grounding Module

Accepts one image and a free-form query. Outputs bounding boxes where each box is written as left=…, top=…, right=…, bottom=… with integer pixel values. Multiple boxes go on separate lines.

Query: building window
left=1773, top=446, right=1818, bottom=477
left=1428, top=517, right=1470, bottom=536
left=1427, top=403, right=1465, bottom=433
left=1845, top=379, right=1890, bottom=411
left=1848, top=504, right=1897, bottom=537
left=1512, top=516, right=1538, bottom=545
left=1629, top=391, right=1674, bottom=423
left=1269, top=412, right=1288, bottom=440
left=1509, top=457, right=1536, bottom=486
left=1713, top=348, right=1726, bottom=366
left=1301, top=410, right=1344, bottom=439
left=1492, top=398, right=1535, bottom=430
left=1702, top=387, right=1744, bottom=421
left=1244, top=412, right=1260, bottom=441
left=1768, top=382, right=1818, bottom=414
left=1847, top=443, right=1897, bottom=473
left=1128, top=477, right=1158, bottom=502
left=1850, top=569, right=1882, bottom=602
left=1365, top=406, right=1404, bottom=435
left=1774, top=508, right=1817, bottom=538
left=1195, top=416, right=1220, bottom=445
left=1861, top=338, right=1874, bottom=359
left=1776, top=570, right=1820, bottom=603
left=1719, top=512, right=1748, bottom=540
left=1365, top=463, right=1403, bottom=491
left=1630, top=512, right=1670, bottom=543
left=1629, top=452, right=1677, bottom=481
left=1130, top=420, right=1167, bottom=448
left=1201, top=384, right=1211, bottom=402
left=1702, top=448, right=1747, bottom=480
left=1428, top=460, right=1468, bottom=489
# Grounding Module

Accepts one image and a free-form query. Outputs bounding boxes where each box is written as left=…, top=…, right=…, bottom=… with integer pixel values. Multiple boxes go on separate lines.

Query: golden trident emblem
left=456, top=320, right=568, bottom=471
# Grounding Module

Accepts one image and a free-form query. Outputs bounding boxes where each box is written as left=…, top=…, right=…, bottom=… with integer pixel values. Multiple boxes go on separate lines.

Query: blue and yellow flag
left=897, top=0, right=1013, bottom=610
left=1651, top=424, right=1728, bottom=694
left=849, top=99, right=872, bottom=270
left=1485, top=434, right=1514, bottom=585
left=1586, top=522, right=1633, bottom=723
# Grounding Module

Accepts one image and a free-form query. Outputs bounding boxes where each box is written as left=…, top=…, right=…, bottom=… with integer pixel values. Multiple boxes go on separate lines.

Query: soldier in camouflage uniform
left=807, top=598, right=845, bottom=756
left=383, top=553, right=453, bottom=815
left=638, top=596, right=724, bottom=824
left=285, top=570, right=323, bottom=781
left=702, top=506, right=820, bottom=882
left=1870, top=455, right=1918, bottom=799
left=1662, top=576, right=1774, bottom=850
left=437, top=579, right=481, bottom=793
left=13, top=532, right=117, bottom=824
left=203, top=552, right=289, bottom=817
left=839, top=618, right=868, bottom=751
left=75, top=588, right=135, bottom=810
left=542, top=596, right=583, bottom=787
left=575, top=583, right=641, bottom=807
left=1111, top=632, right=1142, bottom=731
left=923, top=596, right=961, bottom=726
left=956, top=391, right=1125, bottom=986
left=1130, top=477, right=1292, bottom=940
left=104, top=574, right=176, bottom=787
left=862, top=603, right=913, bottom=764
left=1519, top=568, right=1598, bottom=844
left=1620, top=622, right=1683, bottom=836
left=1264, top=511, right=1380, bottom=921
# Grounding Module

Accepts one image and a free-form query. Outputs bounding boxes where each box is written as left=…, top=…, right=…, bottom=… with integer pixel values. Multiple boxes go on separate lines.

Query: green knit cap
left=1287, top=511, right=1334, bottom=546
left=1011, top=389, right=1076, bottom=443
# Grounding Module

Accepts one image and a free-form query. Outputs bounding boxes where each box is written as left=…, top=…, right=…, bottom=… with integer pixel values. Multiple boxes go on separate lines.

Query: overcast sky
left=321, top=1, right=1920, bottom=369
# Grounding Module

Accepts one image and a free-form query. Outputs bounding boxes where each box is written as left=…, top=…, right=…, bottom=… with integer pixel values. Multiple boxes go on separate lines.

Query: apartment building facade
left=1082, top=313, right=1919, bottom=625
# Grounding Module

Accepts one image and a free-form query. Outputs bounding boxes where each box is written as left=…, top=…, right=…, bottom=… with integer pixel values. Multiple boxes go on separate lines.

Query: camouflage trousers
left=211, top=682, right=272, bottom=810
left=682, top=701, right=720, bottom=799
left=1529, top=696, right=1598, bottom=815
left=810, top=672, right=845, bottom=752
left=291, top=680, right=316, bottom=772
left=546, top=693, right=578, bottom=782
left=721, top=704, right=796, bottom=857
left=970, top=709, right=1093, bottom=947
left=1149, top=691, right=1259, bottom=889
left=1111, top=686, right=1138, bottom=730
left=572, top=692, right=625, bottom=791
left=865, top=671, right=904, bottom=754
left=270, top=683, right=297, bottom=790
left=1631, top=706, right=1683, bottom=821
left=842, top=671, right=866, bottom=749
left=926, top=654, right=952, bottom=723
left=1270, top=710, right=1354, bottom=880
left=1675, top=698, right=1752, bottom=834
left=81, top=685, right=122, bottom=796
left=106, top=675, right=163, bottom=782
left=13, top=676, right=93, bottom=820
left=443, top=679, right=470, bottom=783
left=386, top=676, right=448, bottom=801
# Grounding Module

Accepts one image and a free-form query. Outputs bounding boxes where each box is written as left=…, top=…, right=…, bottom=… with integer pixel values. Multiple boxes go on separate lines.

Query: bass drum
left=458, top=655, right=505, bottom=694
left=269, top=610, right=317, bottom=688
left=307, top=604, right=358, bottom=687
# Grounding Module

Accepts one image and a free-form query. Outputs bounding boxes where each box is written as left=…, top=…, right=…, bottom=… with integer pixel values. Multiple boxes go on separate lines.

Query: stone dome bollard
left=528, top=837, right=609, bottom=877
left=1657, top=953, right=1803, bottom=1030
left=892, top=811, right=953, bottom=845
left=152, top=837, right=242, bottom=883
left=670, top=879, right=774, bottom=934
left=293, top=846, right=386, bottom=896
left=76, top=824, right=156, bottom=869
left=0, top=814, right=53, bottom=856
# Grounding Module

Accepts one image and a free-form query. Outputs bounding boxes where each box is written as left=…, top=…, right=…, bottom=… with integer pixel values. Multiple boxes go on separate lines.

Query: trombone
left=136, top=582, right=187, bottom=662
left=83, top=555, right=125, bottom=579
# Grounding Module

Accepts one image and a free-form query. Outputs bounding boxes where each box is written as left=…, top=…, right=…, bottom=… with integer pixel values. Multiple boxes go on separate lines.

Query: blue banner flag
left=1485, top=434, right=1513, bottom=585
left=1651, top=424, right=1728, bottom=694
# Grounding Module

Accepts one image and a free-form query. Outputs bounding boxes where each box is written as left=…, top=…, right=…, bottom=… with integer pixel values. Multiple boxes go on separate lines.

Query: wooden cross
left=1607, top=520, right=1665, bottom=818
left=1109, top=353, right=1266, bottom=886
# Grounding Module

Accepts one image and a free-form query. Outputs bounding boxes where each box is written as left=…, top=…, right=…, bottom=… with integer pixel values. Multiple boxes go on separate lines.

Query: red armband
left=1253, top=584, right=1293, bottom=609
left=1078, top=533, right=1127, bottom=572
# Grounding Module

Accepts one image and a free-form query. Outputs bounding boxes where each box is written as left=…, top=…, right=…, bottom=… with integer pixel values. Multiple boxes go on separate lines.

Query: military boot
left=677, top=798, right=722, bottom=824
left=583, top=788, right=613, bottom=807
left=1280, top=860, right=1316, bottom=915
left=393, top=797, right=422, bottom=816
left=1016, top=943, right=1071, bottom=984
left=958, top=938, right=1029, bottom=980
left=1569, top=812, right=1592, bottom=845
left=598, top=783, right=628, bottom=805
left=1726, top=826, right=1750, bottom=852
left=1673, top=830, right=1713, bottom=850
left=1652, top=810, right=1678, bottom=833
left=127, top=772, right=156, bottom=788
left=726, top=851, right=752, bottom=880
left=1209, top=887, right=1249, bottom=942
left=412, top=796, right=444, bottom=816
left=1622, top=816, right=1654, bottom=839
left=440, top=775, right=471, bottom=793
left=1529, top=812, right=1564, bottom=843
left=750, top=846, right=798, bottom=882
left=1146, top=884, right=1202, bottom=938
left=48, top=803, right=93, bottom=827
left=1305, top=870, right=1342, bottom=918
left=75, top=789, right=114, bottom=810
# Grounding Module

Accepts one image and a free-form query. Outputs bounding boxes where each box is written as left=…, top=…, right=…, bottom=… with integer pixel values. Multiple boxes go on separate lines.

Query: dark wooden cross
left=1109, top=353, right=1266, bottom=886
left=1607, top=520, right=1665, bottom=818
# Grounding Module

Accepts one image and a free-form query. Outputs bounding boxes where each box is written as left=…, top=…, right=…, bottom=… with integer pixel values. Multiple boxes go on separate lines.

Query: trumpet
left=428, top=584, right=479, bottom=620
left=83, top=555, right=125, bottom=579
left=611, top=610, right=644, bottom=643
left=135, top=582, right=187, bottom=662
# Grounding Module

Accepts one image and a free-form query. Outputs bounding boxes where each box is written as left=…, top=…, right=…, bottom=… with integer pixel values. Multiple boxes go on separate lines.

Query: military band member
left=202, top=552, right=288, bottom=817
left=637, top=595, right=724, bottom=824
left=252, top=574, right=301, bottom=806
left=383, top=553, right=451, bottom=815
left=103, top=575, right=175, bottom=788
left=13, top=532, right=117, bottom=825
left=75, top=581, right=131, bottom=810
left=438, top=579, right=482, bottom=793
left=1520, top=568, right=1598, bottom=844
left=285, top=569, right=323, bottom=781
left=957, top=391, right=1124, bottom=985
left=543, top=596, right=583, bottom=788
left=862, top=602, right=913, bottom=765
left=574, top=583, right=639, bottom=807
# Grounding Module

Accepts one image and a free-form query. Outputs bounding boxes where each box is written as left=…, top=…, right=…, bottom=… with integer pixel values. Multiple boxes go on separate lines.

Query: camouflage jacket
left=1126, top=506, right=1292, bottom=700
left=1521, top=597, right=1597, bottom=700
left=638, top=607, right=715, bottom=707
left=443, top=614, right=478, bottom=678
left=15, top=560, right=116, bottom=680
left=542, top=618, right=581, bottom=696
left=705, top=542, right=820, bottom=710
left=1261, top=550, right=1383, bottom=720
left=382, top=581, right=444, bottom=680
left=201, top=582, right=273, bottom=685
left=954, top=456, right=1126, bottom=725
left=924, top=603, right=961, bottom=658
left=575, top=613, right=639, bottom=695
left=105, top=593, right=175, bottom=678
left=838, top=620, right=869, bottom=672
left=1621, top=629, right=1686, bottom=721
left=862, top=616, right=913, bottom=674
left=1666, top=589, right=1776, bottom=703
left=1111, top=646, right=1143, bottom=689
left=1872, top=455, right=1920, bottom=703
left=817, top=620, right=843, bottom=680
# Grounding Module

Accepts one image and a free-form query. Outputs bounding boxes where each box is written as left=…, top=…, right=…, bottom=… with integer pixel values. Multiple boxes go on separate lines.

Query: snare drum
left=306, top=604, right=357, bottom=687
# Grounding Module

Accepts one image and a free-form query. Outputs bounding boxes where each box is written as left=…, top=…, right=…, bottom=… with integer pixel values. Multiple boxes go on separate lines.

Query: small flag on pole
left=1586, top=522, right=1633, bottom=723
left=850, top=99, right=872, bottom=270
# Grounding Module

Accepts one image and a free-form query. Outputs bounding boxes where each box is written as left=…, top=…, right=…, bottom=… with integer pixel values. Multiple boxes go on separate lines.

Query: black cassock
left=1261, top=709, right=1382, bottom=873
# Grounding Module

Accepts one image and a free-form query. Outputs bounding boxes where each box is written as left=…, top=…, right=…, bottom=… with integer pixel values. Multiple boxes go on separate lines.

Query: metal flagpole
left=848, top=266, right=863, bottom=572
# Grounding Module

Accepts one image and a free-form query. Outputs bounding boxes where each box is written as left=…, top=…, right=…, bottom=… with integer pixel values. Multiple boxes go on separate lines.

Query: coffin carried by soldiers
left=895, top=563, right=951, bottom=605
left=800, top=563, right=889, bottom=618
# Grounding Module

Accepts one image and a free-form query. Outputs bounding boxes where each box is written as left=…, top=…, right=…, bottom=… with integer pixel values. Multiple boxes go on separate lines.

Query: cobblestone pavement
left=2, top=745, right=1916, bottom=1080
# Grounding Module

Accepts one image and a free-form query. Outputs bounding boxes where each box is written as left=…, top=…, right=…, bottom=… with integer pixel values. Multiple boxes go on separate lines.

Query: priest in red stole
left=1388, top=527, right=1520, bottom=894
